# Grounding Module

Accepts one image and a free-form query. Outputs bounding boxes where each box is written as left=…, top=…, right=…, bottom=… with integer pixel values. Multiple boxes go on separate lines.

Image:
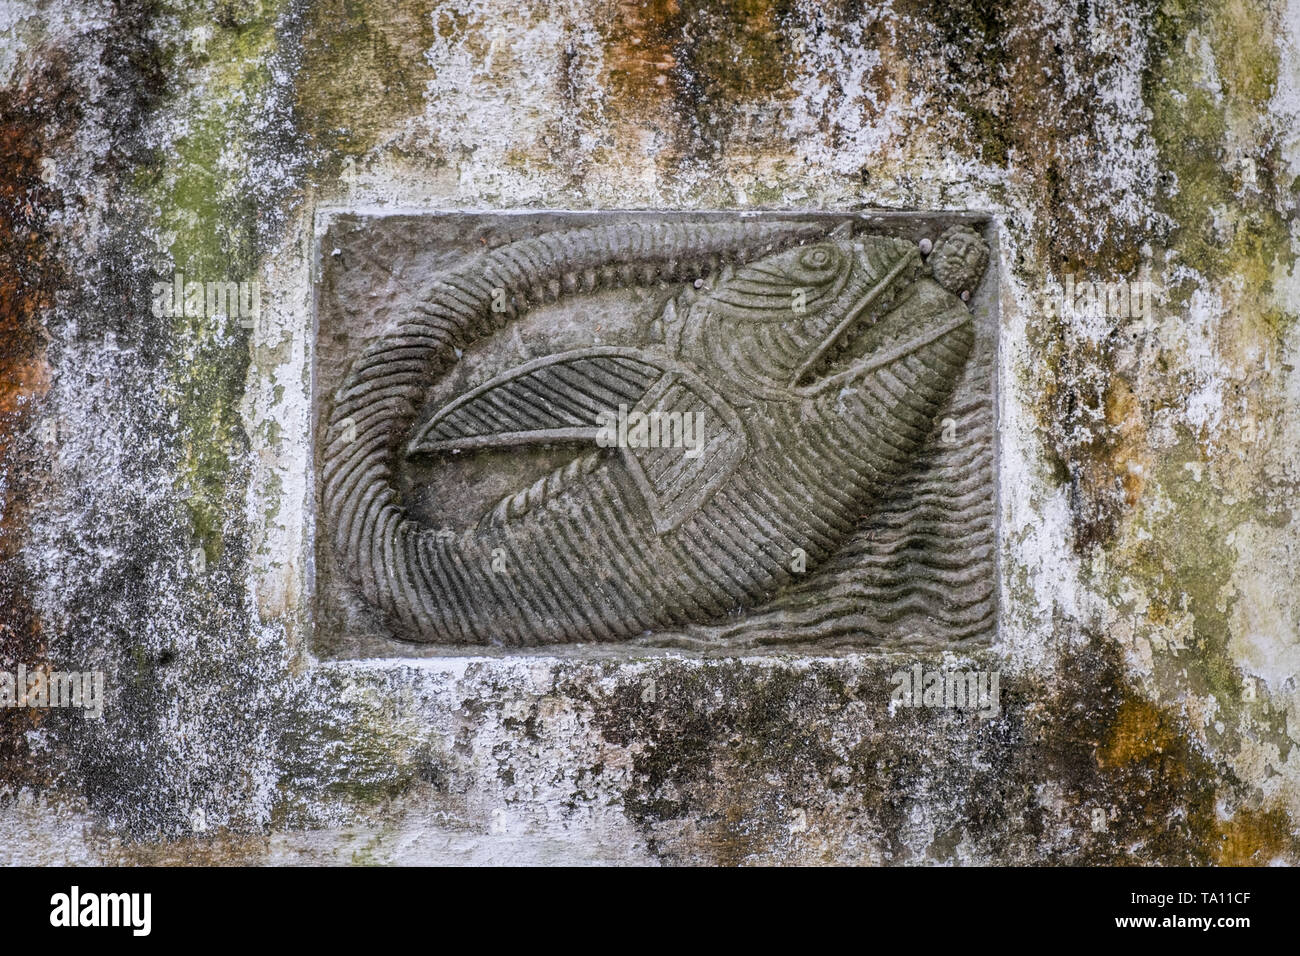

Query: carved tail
left=321, top=220, right=832, bottom=643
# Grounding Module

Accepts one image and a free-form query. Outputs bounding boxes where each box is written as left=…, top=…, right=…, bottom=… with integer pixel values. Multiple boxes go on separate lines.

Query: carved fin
left=407, top=346, right=747, bottom=533
left=406, top=348, right=663, bottom=454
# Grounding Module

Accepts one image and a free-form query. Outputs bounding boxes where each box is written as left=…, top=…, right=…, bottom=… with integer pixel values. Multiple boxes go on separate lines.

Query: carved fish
left=322, top=220, right=986, bottom=645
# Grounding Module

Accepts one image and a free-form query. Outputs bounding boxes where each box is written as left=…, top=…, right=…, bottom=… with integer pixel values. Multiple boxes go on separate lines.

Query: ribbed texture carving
left=323, top=221, right=835, bottom=643
left=323, top=221, right=979, bottom=646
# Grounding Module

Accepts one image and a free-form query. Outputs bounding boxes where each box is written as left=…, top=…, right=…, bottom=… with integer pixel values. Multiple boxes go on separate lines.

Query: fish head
left=674, top=224, right=986, bottom=403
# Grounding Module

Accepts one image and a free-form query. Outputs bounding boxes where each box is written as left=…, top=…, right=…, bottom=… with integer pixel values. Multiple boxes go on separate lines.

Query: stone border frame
left=306, top=208, right=1002, bottom=661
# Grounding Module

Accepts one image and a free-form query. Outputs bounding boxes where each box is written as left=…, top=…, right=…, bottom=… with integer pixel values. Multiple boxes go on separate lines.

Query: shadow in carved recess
left=317, top=215, right=994, bottom=651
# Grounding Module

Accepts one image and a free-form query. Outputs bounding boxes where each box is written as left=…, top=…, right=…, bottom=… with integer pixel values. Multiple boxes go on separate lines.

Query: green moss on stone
left=1145, top=0, right=1293, bottom=293
left=295, top=0, right=436, bottom=168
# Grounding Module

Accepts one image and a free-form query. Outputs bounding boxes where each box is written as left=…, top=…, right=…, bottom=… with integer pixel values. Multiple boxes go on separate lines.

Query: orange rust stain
left=0, top=60, right=62, bottom=788
left=1040, top=349, right=1152, bottom=552
left=1213, top=804, right=1299, bottom=866
left=602, top=0, right=682, bottom=108
left=1098, top=697, right=1181, bottom=768
left=1104, top=377, right=1148, bottom=509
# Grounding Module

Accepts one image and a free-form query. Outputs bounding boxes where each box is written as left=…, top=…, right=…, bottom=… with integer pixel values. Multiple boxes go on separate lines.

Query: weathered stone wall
left=1, top=0, right=1298, bottom=864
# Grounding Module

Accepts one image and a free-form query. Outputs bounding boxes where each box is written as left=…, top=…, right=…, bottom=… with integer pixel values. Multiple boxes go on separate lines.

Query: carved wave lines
left=807, top=398, right=995, bottom=644
left=681, top=370, right=996, bottom=650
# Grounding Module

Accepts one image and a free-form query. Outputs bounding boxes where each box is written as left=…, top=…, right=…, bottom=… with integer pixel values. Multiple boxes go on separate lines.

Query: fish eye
left=797, top=245, right=838, bottom=271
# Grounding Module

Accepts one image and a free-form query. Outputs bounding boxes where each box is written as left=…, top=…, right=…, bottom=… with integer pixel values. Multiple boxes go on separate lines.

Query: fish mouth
left=791, top=271, right=973, bottom=397
left=788, top=246, right=920, bottom=391
left=795, top=310, right=972, bottom=396
left=789, top=294, right=880, bottom=391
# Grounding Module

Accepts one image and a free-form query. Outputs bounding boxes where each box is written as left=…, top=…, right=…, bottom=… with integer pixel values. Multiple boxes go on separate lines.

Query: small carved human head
left=929, top=226, right=989, bottom=297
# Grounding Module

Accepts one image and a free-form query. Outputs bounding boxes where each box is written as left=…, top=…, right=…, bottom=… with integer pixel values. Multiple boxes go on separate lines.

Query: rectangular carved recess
left=312, top=211, right=998, bottom=658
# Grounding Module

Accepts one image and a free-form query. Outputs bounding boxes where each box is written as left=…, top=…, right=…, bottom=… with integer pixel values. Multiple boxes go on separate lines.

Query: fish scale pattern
left=321, top=221, right=982, bottom=646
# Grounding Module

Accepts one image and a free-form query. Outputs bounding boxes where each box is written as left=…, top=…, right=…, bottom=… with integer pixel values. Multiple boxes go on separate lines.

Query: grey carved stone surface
left=314, top=212, right=996, bottom=654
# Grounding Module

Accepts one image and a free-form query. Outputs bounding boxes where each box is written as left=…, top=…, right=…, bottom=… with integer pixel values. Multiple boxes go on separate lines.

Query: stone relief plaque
left=313, top=212, right=996, bottom=656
